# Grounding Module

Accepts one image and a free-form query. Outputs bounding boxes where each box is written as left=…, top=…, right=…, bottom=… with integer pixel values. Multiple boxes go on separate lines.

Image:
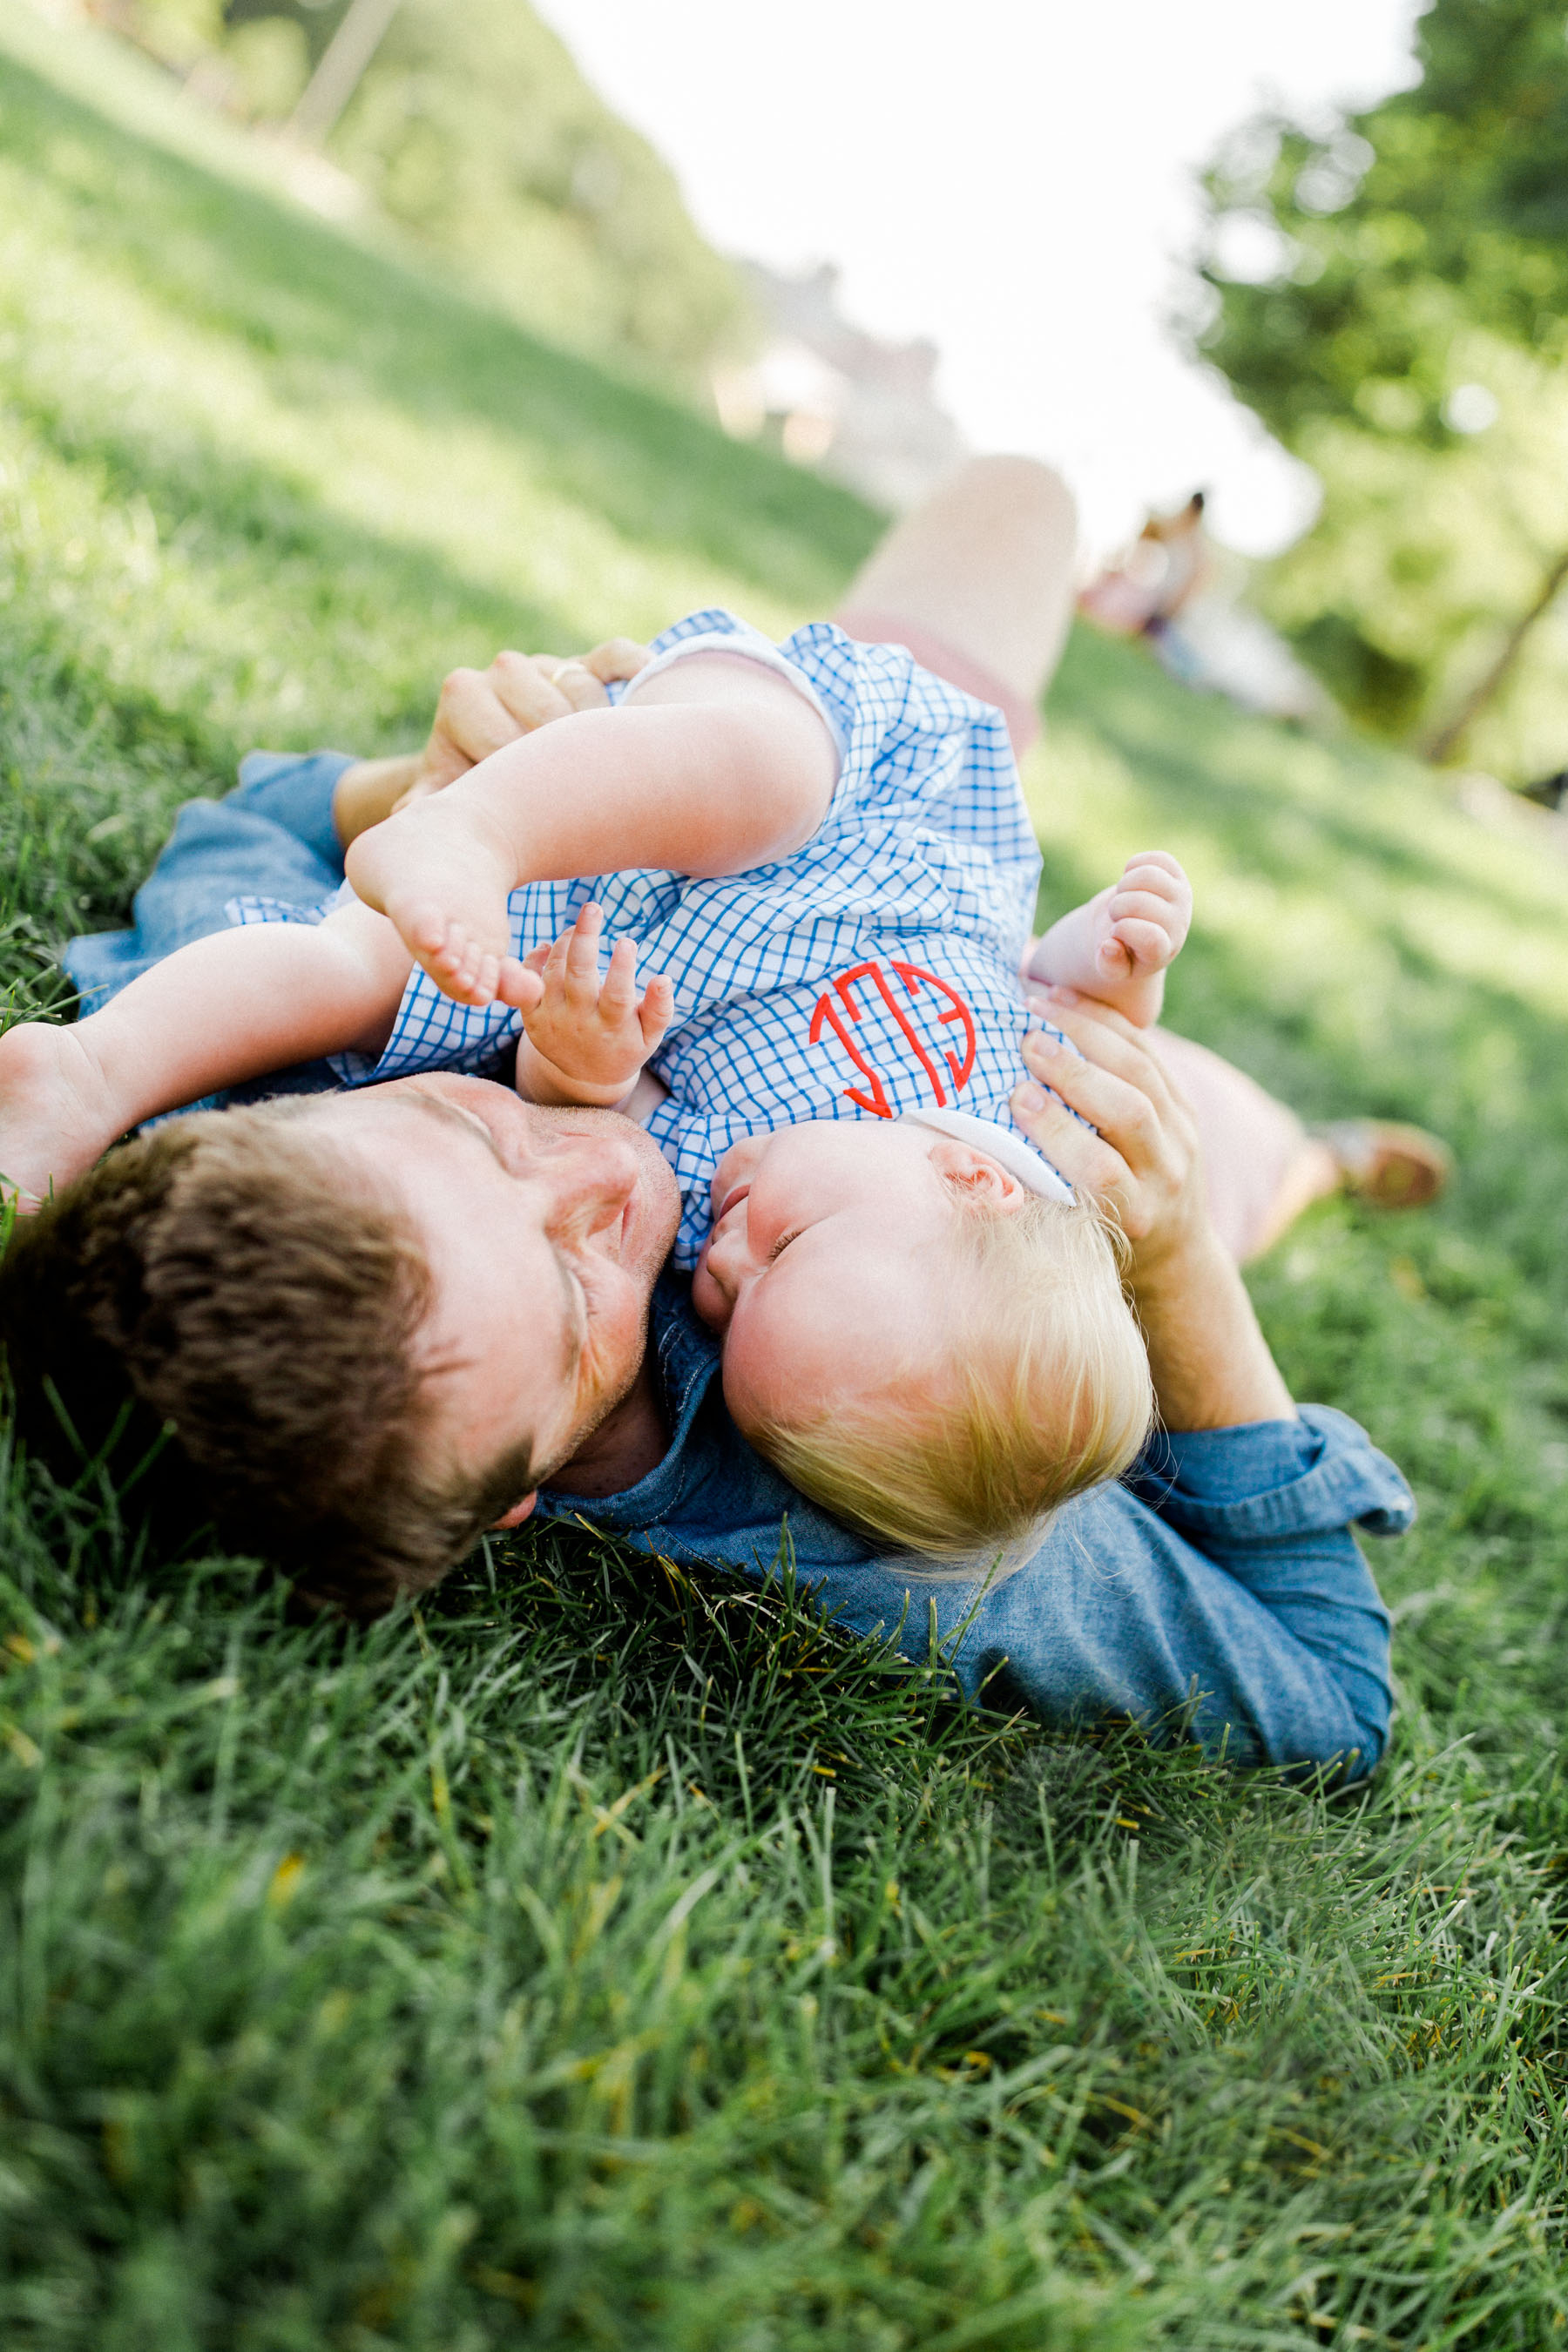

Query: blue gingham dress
left=234, top=610, right=1060, bottom=1269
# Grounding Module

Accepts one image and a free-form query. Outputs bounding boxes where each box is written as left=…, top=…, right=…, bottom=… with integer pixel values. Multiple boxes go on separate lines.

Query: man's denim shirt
left=63, top=749, right=1414, bottom=1784
left=543, top=1278, right=1411, bottom=1779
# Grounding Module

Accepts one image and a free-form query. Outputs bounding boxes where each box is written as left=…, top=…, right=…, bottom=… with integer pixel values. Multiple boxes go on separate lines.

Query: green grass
left=2, top=12, right=1566, bottom=2345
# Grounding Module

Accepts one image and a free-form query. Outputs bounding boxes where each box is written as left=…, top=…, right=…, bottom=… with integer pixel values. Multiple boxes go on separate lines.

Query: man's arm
left=544, top=1291, right=1404, bottom=1777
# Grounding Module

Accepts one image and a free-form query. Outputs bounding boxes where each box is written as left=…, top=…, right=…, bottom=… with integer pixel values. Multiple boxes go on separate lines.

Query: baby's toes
left=455, top=950, right=496, bottom=1006
left=1111, top=888, right=1187, bottom=946
left=1111, top=916, right=1177, bottom=971
left=435, top=925, right=484, bottom=997
left=497, top=956, right=544, bottom=1013
left=425, top=918, right=465, bottom=972
left=397, top=898, right=450, bottom=957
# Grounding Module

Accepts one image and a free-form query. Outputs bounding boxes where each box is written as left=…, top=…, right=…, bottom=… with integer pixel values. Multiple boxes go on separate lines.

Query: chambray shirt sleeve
left=1116, top=1409, right=1406, bottom=1761
left=806, top=1413, right=1401, bottom=1781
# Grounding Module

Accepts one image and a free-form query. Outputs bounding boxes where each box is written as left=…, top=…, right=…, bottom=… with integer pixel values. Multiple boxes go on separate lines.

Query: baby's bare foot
left=344, top=801, right=520, bottom=1008
left=0, top=1021, right=124, bottom=1210
left=1091, top=850, right=1193, bottom=1024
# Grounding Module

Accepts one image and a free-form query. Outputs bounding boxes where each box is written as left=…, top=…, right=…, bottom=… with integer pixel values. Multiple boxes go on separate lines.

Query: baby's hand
left=510, top=902, right=675, bottom=1107
left=1092, top=850, right=1192, bottom=1001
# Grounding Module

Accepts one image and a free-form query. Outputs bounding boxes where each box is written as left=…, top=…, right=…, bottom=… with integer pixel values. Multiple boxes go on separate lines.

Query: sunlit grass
left=1, top=14, right=1565, bottom=2346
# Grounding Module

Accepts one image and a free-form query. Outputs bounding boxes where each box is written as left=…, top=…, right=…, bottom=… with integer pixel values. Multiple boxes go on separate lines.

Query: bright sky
left=531, top=0, right=1425, bottom=558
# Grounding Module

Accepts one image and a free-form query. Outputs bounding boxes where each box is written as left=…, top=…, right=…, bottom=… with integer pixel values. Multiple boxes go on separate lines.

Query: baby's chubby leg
left=1023, top=851, right=1193, bottom=1029
left=0, top=899, right=411, bottom=1207
left=347, top=659, right=840, bottom=1010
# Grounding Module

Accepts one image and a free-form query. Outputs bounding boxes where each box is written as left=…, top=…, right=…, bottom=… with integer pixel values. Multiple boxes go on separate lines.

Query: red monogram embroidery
left=808, top=960, right=978, bottom=1116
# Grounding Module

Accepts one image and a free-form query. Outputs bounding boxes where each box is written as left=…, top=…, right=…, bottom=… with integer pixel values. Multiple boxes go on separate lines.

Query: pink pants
left=836, top=606, right=1309, bottom=1264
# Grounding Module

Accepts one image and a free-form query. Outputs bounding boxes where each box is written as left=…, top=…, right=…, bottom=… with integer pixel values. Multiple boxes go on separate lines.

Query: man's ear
left=927, top=1139, right=1030, bottom=1212
left=490, top=1492, right=538, bottom=1531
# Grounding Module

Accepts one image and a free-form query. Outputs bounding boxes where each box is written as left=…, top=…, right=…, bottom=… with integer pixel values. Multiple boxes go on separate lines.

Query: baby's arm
left=0, top=899, right=410, bottom=1207
left=343, top=652, right=839, bottom=1009
left=511, top=902, right=674, bottom=1110
left=1022, top=851, right=1192, bottom=1028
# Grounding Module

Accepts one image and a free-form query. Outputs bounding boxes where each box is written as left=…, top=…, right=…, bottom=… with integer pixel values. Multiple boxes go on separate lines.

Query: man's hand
left=332, top=640, right=652, bottom=846
left=512, top=902, right=675, bottom=1109
left=402, top=641, right=653, bottom=805
left=1011, top=986, right=1207, bottom=1273
left=1010, top=987, right=1294, bottom=1428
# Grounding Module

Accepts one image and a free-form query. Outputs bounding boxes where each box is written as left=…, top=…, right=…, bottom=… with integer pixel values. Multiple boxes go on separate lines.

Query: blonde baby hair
left=745, top=1191, right=1152, bottom=1569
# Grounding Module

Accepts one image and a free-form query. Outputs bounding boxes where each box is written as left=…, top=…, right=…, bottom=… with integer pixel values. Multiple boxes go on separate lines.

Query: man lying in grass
left=0, top=463, right=1416, bottom=1778
left=0, top=592, right=1198, bottom=1567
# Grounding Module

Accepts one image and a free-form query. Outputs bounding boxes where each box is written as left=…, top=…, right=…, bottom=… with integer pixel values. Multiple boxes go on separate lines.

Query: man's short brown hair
left=0, top=1105, right=535, bottom=1616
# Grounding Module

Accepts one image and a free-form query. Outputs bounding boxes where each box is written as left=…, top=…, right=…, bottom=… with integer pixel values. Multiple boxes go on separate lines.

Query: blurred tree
left=95, top=0, right=753, bottom=397
left=321, top=0, right=752, bottom=391
left=1190, top=0, right=1568, bottom=778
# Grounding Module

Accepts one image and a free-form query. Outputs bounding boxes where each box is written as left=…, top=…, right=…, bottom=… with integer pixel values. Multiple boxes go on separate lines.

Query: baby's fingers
left=1109, top=883, right=1184, bottom=926
left=564, top=902, right=606, bottom=1007
left=1117, top=855, right=1192, bottom=931
left=637, top=972, right=674, bottom=1049
left=534, top=931, right=575, bottom=1005
left=598, top=936, right=639, bottom=1016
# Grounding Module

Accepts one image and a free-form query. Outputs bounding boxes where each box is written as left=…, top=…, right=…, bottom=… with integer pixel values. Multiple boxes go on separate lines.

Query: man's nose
left=700, top=1213, right=750, bottom=1295
left=540, top=1131, right=640, bottom=1233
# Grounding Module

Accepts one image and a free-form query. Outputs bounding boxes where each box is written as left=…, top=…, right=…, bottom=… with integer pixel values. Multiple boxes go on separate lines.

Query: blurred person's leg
left=835, top=455, right=1077, bottom=757
left=838, top=458, right=1450, bottom=1258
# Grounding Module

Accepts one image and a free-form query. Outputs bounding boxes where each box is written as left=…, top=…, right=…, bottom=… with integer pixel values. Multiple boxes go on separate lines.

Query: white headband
left=896, top=1105, right=1075, bottom=1205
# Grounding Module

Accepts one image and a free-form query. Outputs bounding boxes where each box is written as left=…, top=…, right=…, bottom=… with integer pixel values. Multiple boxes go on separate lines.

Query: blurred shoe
left=1520, top=769, right=1568, bottom=812
left=1311, top=1120, right=1453, bottom=1209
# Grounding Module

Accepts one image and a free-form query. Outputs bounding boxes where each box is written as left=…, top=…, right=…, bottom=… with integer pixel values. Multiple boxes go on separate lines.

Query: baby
left=0, top=611, right=1189, bottom=1559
